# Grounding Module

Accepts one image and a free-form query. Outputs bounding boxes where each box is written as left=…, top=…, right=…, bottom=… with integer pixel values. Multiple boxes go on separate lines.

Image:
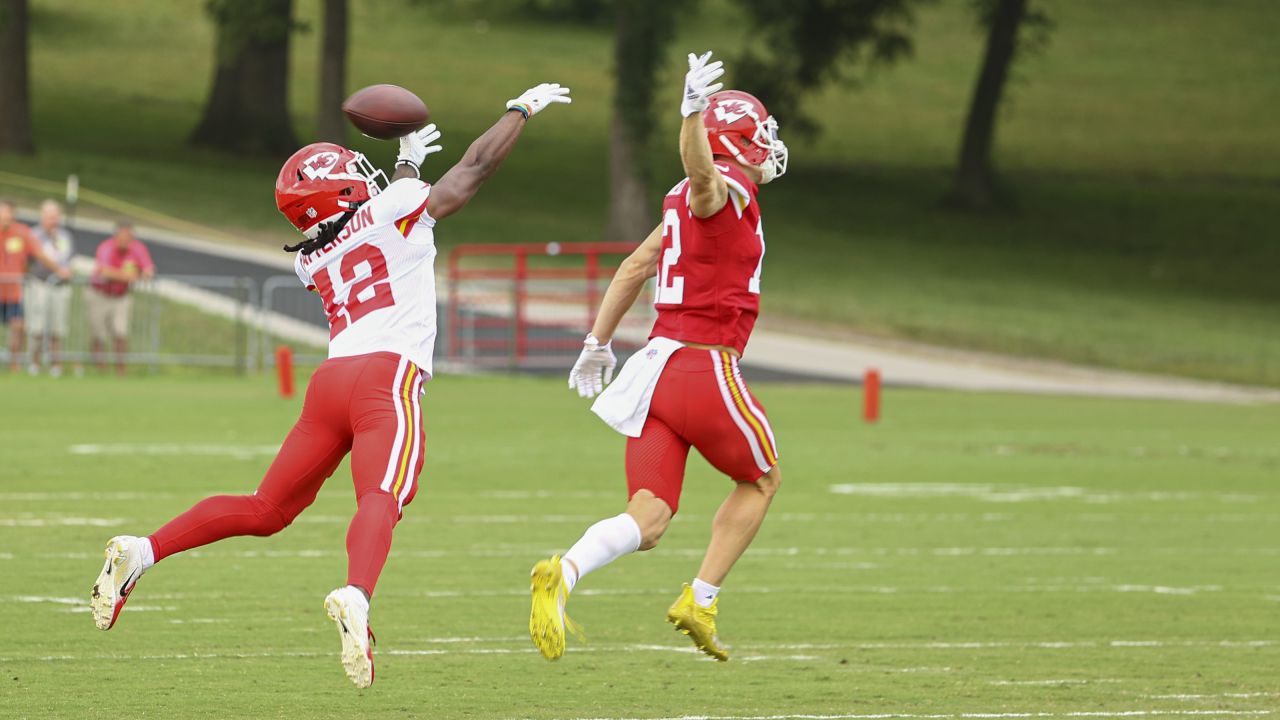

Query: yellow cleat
left=666, top=584, right=729, bottom=661
left=529, top=555, right=580, bottom=660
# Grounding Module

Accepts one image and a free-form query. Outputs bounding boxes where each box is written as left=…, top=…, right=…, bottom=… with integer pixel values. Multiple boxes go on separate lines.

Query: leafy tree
left=316, top=0, right=349, bottom=144
left=190, top=0, right=299, bottom=155
left=605, top=0, right=681, bottom=241
left=0, top=0, right=34, bottom=154
left=427, top=0, right=686, bottom=241
left=951, top=0, right=1052, bottom=209
left=732, top=0, right=927, bottom=136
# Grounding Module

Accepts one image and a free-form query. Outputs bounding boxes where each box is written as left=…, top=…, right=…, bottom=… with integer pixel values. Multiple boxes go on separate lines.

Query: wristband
left=394, top=160, right=420, bottom=178
left=508, top=103, right=531, bottom=120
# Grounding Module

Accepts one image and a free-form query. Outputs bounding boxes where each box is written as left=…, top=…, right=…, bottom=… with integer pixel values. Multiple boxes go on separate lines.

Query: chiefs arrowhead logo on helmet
left=703, top=91, right=789, bottom=184
left=275, top=143, right=387, bottom=238
left=300, top=151, right=341, bottom=181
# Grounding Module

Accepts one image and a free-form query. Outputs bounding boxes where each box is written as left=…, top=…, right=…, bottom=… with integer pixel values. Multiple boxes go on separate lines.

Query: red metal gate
left=445, top=242, right=653, bottom=368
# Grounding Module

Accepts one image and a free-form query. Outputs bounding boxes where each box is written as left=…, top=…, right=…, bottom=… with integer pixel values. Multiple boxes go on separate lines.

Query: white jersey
left=293, top=178, right=438, bottom=375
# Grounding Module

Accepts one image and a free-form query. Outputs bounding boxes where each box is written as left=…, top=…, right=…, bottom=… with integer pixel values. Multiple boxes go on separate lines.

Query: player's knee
left=627, top=491, right=673, bottom=551
left=755, top=465, right=781, bottom=499
left=637, top=519, right=670, bottom=551
left=247, top=495, right=291, bottom=536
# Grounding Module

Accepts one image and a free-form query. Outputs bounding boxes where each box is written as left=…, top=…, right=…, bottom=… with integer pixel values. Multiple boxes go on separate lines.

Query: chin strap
left=284, top=210, right=356, bottom=255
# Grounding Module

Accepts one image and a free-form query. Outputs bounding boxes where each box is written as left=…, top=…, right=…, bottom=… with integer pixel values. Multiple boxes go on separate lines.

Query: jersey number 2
left=655, top=209, right=765, bottom=305
left=655, top=208, right=684, bottom=305
left=312, top=244, right=396, bottom=338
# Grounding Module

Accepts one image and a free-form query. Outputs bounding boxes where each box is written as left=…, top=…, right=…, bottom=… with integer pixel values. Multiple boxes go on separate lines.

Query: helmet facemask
left=348, top=151, right=387, bottom=199
left=753, top=116, right=788, bottom=184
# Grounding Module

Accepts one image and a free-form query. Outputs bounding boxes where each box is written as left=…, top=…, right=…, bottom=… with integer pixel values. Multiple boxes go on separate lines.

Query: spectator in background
left=88, top=220, right=154, bottom=375
left=27, top=200, right=76, bottom=376
left=1, top=200, right=71, bottom=373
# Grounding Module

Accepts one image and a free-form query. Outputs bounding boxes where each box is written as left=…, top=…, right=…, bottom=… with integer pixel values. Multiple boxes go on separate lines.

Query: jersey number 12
left=312, top=244, right=397, bottom=338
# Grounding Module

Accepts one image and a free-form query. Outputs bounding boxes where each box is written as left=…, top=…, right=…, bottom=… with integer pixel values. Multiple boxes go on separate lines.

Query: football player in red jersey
left=530, top=52, right=787, bottom=662
left=88, top=83, right=571, bottom=688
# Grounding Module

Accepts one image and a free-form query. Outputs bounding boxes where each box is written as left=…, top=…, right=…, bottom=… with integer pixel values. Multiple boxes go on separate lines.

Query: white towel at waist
left=590, top=337, right=685, bottom=437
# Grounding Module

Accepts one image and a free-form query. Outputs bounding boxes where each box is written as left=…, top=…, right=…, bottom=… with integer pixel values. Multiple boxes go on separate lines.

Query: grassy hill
left=3, top=0, right=1279, bottom=385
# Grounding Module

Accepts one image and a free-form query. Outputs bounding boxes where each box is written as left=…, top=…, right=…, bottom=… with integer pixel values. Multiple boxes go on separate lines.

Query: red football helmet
left=275, top=142, right=386, bottom=238
left=703, top=90, right=789, bottom=183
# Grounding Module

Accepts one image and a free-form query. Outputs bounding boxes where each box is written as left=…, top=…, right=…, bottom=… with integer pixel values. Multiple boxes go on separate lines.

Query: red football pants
left=148, top=352, right=426, bottom=595
left=626, top=349, right=779, bottom=514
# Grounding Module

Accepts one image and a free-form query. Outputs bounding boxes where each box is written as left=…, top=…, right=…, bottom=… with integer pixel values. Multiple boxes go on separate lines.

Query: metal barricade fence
left=1, top=273, right=259, bottom=373
left=259, top=275, right=329, bottom=368
left=445, top=242, right=654, bottom=369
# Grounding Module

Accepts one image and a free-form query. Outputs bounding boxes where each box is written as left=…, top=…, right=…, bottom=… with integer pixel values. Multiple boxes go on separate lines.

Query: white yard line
left=565, top=707, right=1274, bottom=712
left=1144, top=695, right=1279, bottom=701
left=67, top=443, right=280, bottom=458
left=990, top=680, right=1124, bottom=686
left=828, top=483, right=1260, bottom=505
left=0, top=491, right=168, bottom=501
left=0, top=517, right=125, bottom=527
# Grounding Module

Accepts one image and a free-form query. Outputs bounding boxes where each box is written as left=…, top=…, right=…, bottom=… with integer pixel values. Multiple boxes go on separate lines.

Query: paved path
left=30, top=210, right=1280, bottom=404
left=742, top=331, right=1280, bottom=404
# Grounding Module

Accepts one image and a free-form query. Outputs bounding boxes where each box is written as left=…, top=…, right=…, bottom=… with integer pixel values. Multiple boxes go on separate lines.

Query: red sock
left=149, top=494, right=288, bottom=562
left=346, top=492, right=400, bottom=596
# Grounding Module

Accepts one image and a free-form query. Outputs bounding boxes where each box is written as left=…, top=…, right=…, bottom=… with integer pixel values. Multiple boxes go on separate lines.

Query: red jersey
left=649, top=162, right=764, bottom=355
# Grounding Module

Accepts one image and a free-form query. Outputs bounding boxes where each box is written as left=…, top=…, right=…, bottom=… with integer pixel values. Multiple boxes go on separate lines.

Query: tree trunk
left=607, top=119, right=650, bottom=241
left=316, top=0, right=348, bottom=143
left=190, top=0, right=298, bottom=155
left=0, top=0, right=34, bottom=154
left=953, top=0, right=1027, bottom=210
left=604, top=0, right=672, bottom=242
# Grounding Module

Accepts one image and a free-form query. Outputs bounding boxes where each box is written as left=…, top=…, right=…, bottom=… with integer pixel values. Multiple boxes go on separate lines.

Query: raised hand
left=507, top=83, right=573, bottom=119
left=396, top=123, right=444, bottom=174
left=681, top=51, right=725, bottom=118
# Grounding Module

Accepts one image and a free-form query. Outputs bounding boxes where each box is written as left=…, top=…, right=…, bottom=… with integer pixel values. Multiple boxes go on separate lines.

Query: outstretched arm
left=678, top=51, right=728, bottom=219
left=590, top=223, right=663, bottom=344
left=427, top=112, right=525, bottom=221
left=568, top=224, right=663, bottom=398
left=428, top=83, right=571, bottom=221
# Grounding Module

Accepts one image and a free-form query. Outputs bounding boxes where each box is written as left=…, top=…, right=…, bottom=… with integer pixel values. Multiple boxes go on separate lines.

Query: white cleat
left=90, top=535, right=147, bottom=630
left=324, top=586, right=375, bottom=689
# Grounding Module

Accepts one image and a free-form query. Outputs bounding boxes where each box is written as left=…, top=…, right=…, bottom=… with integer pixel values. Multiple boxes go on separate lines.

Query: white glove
left=681, top=51, right=725, bottom=118
left=568, top=334, right=617, bottom=399
left=507, top=83, right=572, bottom=119
left=396, top=123, right=443, bottom=174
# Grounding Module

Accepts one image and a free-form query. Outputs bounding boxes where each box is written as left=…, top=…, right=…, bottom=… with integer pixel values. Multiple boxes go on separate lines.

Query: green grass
left=3, top=0, right=1280, bottom=384
left=2, top=374, right=1278, bottom=718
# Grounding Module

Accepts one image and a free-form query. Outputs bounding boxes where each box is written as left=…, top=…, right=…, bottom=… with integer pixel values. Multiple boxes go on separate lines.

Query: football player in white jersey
left=88, top=83, right=571, bottom=688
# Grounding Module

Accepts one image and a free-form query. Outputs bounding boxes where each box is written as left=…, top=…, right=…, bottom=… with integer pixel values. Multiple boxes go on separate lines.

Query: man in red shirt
left=0, top=200, right=72, bottom=372
left=88, top=221, right=155, bottom=375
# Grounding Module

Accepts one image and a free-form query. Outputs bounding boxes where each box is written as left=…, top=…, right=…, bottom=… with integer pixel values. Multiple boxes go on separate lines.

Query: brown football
left=341, top=84, right=430, bottom=140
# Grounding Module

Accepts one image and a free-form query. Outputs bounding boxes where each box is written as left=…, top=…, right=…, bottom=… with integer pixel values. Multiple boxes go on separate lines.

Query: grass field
left=2, top=0, right=1279, bottom=384
left=2, top=374, right=1278, bottom=718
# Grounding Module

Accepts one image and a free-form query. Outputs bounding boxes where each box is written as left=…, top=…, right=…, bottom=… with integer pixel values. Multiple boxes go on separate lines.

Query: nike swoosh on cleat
left=119, top=569, right=139, bottom=597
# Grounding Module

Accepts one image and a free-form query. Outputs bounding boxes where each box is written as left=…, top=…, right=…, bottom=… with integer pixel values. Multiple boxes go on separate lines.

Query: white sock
left=561, top=513, right=641, bottom=593
left=691, top=578, right=720, bottom=608
left=137, top=537, right=155, bottom=570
